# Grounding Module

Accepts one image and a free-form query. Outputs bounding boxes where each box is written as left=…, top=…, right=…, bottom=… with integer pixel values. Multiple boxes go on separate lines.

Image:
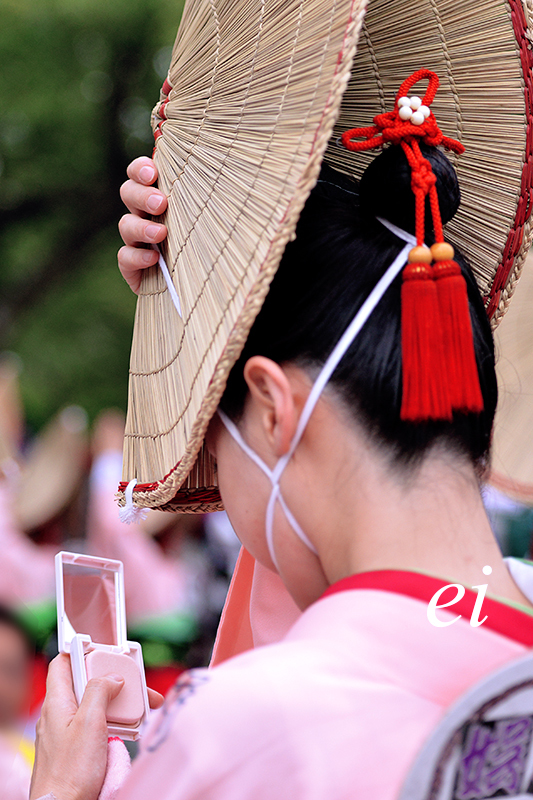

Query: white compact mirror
left=55, top=551, right=149, bottom=741
left=56, top=552, right=127, bottom=653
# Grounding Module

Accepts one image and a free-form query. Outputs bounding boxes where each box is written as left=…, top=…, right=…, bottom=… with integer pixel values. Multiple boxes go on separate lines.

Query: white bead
left=398, top=96, right=411, bottom=107
left=399, top=105, right=413, bottom=121
left=409, top=96, right=422, bottom=110
left=411, top=110, right=425, bottom=126
left=419, top=105, right=430, bottom=119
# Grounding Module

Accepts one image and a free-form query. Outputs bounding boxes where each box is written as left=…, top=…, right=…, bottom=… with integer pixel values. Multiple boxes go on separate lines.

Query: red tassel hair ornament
left=342, top=69, right=483, bottom=422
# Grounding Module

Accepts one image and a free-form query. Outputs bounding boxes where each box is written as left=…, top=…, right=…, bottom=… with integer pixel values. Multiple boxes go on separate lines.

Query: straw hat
left=489, top=249, right=533, bottom=505
left=120, top=0, right=533, bottom=512
left=0, top=353, right=24, bottom=471
left=14, top=406, right=89, bottom=532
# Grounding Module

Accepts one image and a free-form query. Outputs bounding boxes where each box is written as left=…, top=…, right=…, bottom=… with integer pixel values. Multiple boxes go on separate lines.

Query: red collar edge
left=321, top=570, right=533, bottom=647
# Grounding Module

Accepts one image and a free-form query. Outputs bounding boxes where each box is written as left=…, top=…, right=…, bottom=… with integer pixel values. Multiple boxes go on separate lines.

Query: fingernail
left=143, top=250, right=156, bottom=263
left=139, top=166, right=155, bottom=183
left=146, top=224, right=161, bottom=241
left=147, top=194, right=163, bottom=212
left=107, top=673, right=125, bottom=682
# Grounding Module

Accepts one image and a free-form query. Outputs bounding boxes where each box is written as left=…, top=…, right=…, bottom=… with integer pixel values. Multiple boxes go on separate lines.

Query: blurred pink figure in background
left=0, top=357, right=89, bottom=606
left=86, top=411, right=200, bottom=622
left=0, top=479, right=56, bottom=606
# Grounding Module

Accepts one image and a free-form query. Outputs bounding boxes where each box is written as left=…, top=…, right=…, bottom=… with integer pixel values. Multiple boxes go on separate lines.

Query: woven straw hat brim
left=14, top=407, right=88, bottom=532
left=0, top=356, right=24, bottom=469
left=120, top=0, right=533, bottom=512
left=490, top=249, right=533, bottom=506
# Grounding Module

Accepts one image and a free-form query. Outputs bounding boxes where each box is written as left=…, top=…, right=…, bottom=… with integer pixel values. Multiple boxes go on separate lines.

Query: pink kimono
left=108, top=559, right=533, bottom=800
left=0, top=481, right=56, bottom=605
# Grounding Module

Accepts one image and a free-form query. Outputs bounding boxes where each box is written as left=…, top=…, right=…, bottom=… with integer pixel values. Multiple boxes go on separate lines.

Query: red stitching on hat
left=152, top=77, right=173, bottom=156
left=486, top=0, right=533, bottom=318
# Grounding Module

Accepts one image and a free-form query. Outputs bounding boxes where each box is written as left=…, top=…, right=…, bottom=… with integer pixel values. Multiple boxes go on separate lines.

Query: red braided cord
left=341, top=70, right=464, bottom=247
left=429, top=185, right=444, bottom=243
left=340, top=70, right=484, bottom=422
left=396, top=69, right=439, bottom=106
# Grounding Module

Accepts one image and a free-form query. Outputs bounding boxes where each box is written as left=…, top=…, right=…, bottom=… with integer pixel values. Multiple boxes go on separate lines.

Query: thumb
left=78, top=674, right=125, bottom=728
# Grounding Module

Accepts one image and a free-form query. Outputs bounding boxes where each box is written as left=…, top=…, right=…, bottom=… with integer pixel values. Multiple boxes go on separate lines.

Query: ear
left=243, top=356, right=299, bottom=457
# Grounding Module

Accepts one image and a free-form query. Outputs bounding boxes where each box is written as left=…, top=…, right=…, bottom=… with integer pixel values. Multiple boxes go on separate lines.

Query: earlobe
left=243, top=357, right=299, bottom=456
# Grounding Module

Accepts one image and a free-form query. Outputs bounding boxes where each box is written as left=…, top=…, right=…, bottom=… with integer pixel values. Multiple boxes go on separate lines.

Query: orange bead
left=430, top=242, right=454, bottom=261
left=408, top=246, right=432, bottom=264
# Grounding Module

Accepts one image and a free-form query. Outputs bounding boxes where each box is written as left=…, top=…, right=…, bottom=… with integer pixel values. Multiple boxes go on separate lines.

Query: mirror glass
left=63, top=563, right=118, bottom=645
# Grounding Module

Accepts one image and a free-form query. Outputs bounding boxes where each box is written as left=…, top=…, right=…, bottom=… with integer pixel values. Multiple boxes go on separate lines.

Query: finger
left=41, top=654, right=79, bottom=723
left=118, top=246, right=159, bottom=293
left=147, top=687, right=165, bottom=709
left=45, top=653, right=74, bottom=692
left=118, top=213, right=167, bottom=248
left=126, top=156, right=158, bottom=185
left=119, top=179, right=167, bottom=218
left=76, top=674, right=125, bottom=730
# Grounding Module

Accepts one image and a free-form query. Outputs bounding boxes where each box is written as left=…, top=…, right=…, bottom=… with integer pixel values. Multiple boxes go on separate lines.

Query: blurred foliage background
left=0, top=0, right=184, bottom=434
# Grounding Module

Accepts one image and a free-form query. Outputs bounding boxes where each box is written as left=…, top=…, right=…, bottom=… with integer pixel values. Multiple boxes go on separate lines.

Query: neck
left=326, top=453, right=498, bottom=587
left=281, top=400, right=531, bottom=610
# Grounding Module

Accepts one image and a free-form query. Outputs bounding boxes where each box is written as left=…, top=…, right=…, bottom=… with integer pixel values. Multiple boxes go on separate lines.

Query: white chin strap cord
left=218, top=219, right=416, bottom=572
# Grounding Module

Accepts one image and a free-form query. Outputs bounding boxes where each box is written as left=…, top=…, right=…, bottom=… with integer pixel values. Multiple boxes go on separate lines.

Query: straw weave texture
left=325, top=0, right=533, bottom=323
left=123, top=0, right=365, bottom=509
left=121, top=0, right=533, bottom=511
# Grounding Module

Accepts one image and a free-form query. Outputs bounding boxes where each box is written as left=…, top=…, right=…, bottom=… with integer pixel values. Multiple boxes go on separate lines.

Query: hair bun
left=359, top=144, right=461, bottom=240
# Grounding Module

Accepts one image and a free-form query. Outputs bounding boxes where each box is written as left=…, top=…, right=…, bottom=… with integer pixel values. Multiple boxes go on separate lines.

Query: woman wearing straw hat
left=30, top=0, right=533, bottom=799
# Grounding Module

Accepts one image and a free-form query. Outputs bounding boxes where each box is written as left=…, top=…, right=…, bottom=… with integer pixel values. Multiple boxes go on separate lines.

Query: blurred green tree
left=0, top=0, right=183, bottom=432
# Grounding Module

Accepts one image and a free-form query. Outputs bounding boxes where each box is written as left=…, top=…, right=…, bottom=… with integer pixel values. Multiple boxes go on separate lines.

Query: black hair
left=220, top=145, right=497, bottom=477
left=0, top=604, right=35, bottom=658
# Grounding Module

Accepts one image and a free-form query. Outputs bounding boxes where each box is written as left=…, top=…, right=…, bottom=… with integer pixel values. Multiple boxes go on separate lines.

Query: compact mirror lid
left=56, top=551, right=127, bottom=653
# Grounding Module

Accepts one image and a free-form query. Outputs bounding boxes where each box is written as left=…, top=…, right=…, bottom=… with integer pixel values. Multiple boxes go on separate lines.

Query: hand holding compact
left=30, top=653, right=164, bottom=800
left=30, top=654, right=125, bottom=800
